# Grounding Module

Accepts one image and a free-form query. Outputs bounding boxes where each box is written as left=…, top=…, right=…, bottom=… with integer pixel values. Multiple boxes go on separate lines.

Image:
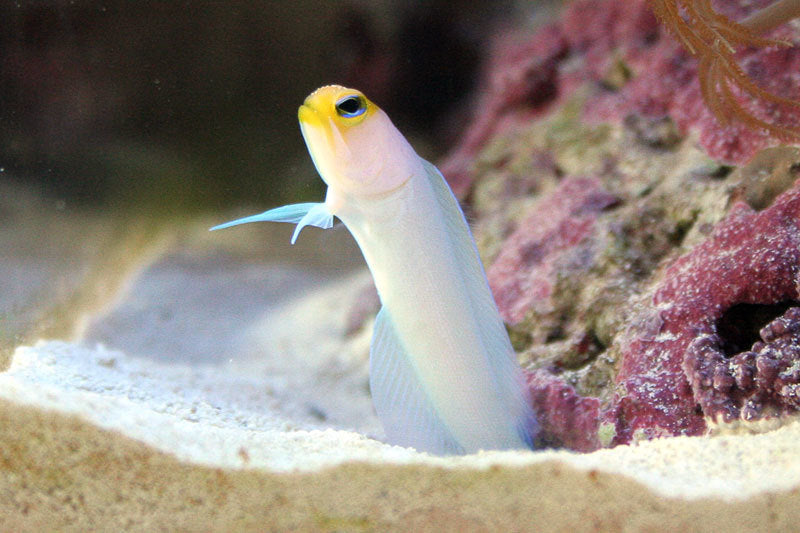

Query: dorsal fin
left=421, top=160, right=537, bottom=447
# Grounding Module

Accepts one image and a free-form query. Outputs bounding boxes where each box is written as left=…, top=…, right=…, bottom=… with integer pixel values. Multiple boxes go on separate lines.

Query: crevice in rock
left=667, top=217, right=695, bottom=248
left=623, top=114, right=683, bottom=149
left=555, top=329, right=606, bottom=371
left=545, top=324, right=567, bottom=344
left=717, top=301, right=798, bottom=357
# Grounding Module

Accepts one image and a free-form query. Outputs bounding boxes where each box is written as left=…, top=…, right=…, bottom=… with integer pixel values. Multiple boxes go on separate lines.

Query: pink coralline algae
left=527, top=370, right=603, bottom=452
left=686, top=306, right=800, bottom=425
left=610, top=183, right=800, bottom=443
left=488, top=177, right=619, bottom=326
left=585, top=0, right=800, bottom=164
left=525, top=181, right=800, bottom=449
left=439, top=26, right=569, bottom=196
left=440, top=0, right=800, bottom=194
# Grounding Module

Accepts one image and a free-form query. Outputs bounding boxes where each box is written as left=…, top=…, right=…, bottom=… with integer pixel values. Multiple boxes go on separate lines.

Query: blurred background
left=0, top=0, right=561, bottom=367
left=0, top=0, right=543, bottom=213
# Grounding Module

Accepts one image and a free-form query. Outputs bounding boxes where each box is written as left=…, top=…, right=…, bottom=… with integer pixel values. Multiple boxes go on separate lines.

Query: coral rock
left=439, top=0, right=800, bottom=451
left=527, top=369, right=603, bottom=452
left=685, top=306, right=800, bottom=426
left=488, top=176, right=619, bottom=326
left=440, top=0, right=800, bottom=193
left=608, top=181, right=800, bottom=444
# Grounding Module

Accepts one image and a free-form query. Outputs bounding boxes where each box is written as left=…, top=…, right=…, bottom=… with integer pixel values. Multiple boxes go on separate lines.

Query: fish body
left=212, top=86, right=537, bottom=454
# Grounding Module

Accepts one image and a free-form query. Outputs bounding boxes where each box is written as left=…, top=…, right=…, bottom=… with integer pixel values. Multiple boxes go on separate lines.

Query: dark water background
left=0, top=0, right=533, bottom=213
left=0, top=0, right=559, bottom=364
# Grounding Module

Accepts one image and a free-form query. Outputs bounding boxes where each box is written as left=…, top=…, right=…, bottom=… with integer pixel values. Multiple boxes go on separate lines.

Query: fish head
left=298, top=85, right=420, bottom=197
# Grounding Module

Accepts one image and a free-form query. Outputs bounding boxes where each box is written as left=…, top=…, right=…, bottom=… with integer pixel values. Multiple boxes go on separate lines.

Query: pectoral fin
left=210, top=202, right=333, bottom=244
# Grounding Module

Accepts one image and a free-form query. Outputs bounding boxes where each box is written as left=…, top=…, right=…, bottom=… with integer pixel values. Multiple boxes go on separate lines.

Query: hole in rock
left=716, top=301, right=797, bottom=357
left=667, top=218, right=693, bottom=247
left=691, top=164, right=733, bottom=180
left=545, top=324, right=566, bottom=344
left=554, top=329, right=606, bottom=371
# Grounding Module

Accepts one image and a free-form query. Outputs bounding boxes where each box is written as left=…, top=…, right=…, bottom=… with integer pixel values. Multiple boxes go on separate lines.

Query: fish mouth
left=298, top=84, right=352, bottom=126
left=298, top=104, right=336, bottom=186
left=298, top=101, right=351, bottom=161
left=298, top=104, right=326, bottom=152
left=298, top=104, right=320, bottom=128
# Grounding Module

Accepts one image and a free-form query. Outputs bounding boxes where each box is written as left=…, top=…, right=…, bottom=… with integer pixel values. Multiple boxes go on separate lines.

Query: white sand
left=2, top=223, right=799, bottom=505
left=4, top=265, right=800, bottom=501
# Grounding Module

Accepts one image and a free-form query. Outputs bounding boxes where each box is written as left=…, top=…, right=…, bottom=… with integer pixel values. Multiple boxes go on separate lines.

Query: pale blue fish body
left=211, top=85, right=537, bottom=455
left=339, top=160, right=536, bottom=454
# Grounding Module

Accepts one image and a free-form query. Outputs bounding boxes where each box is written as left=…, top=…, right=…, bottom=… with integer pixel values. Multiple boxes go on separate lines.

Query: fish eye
left=335, top=95, right=367, bottom=118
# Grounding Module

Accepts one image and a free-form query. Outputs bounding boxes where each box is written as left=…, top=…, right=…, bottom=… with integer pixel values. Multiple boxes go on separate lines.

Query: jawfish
left=212, top=85, right=537, bottom=455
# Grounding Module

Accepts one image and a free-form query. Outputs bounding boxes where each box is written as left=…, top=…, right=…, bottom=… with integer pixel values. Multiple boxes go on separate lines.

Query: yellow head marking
left=299, top=85, right=378, bottom=130
left=298, top=85, right=422, bottom=197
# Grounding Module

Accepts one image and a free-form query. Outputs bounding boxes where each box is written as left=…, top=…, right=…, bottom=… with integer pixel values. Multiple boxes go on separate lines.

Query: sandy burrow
left=1, top=259, right=799, bottom=530
left=1, top=340, right=800, bottom=529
